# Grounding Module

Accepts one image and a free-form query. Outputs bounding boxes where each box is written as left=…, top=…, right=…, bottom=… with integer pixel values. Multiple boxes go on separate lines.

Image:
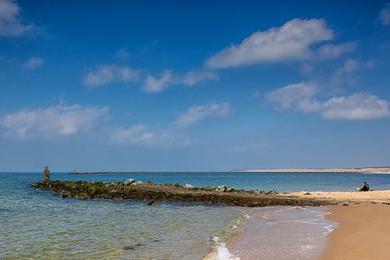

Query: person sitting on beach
left=359, top=182, right=370, bottom=191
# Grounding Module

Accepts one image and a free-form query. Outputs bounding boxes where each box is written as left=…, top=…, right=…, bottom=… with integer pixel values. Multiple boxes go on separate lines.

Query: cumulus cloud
left=0, top=103, right=109, bottom=139
left=379, top=3, right=390, bottom=26
left=315, top=42, right=356, bottom=60
left=181, top=70, right=219, bottom=86
left=82, top=64, right=142, bottom=87
left=143, top=70, right=175, bottom=93
left=142, top=69, right=218, bottom=93
left=267, top=82, right=390, bottom=120
left=0, top=0, right=36, bottom=37
left=205, top=18, right=334, bottom=68
left=173, top=102, right=230, bottom=128
left=22, top=56, right=44, bottom=70
left=110, top=124, right=192, bottom=146
left=321, top=93, right=390, bottom=120
left=110, top=124, right=154, bottom=145
left=266, top=82, right=320, bottom=113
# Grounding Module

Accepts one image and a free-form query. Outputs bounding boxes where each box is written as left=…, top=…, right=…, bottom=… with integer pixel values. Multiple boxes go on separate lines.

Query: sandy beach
left=204, top=191, right=390, bottom=260
left=275, top=191, right=390, bottom=259
left=322, top=203, right=390, bottom=260
left=283, top=190, right=390, bottom=203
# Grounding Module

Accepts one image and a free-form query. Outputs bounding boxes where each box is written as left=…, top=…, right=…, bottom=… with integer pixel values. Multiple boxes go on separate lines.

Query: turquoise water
left=2, top=172, right=390, bottom=259
left=0, top=173, right=245, bottom=259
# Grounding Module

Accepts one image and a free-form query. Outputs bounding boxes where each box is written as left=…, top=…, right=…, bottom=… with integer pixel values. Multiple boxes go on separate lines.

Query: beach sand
left=322, top=203, right=390, bottom=260
left=282, top=190, right=390, bottom=203
left=204, top=191, right=390, bottom=260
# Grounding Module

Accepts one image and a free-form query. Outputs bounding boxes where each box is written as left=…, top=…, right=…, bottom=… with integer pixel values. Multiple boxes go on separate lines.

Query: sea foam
left=225, top=206, right=337, bottom=260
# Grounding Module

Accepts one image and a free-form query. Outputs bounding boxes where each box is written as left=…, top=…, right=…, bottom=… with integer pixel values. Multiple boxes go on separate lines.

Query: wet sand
left=322, top=204, right=390, bottom=260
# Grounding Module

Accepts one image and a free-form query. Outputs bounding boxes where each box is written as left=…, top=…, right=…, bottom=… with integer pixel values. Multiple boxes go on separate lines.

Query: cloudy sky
left=1, top=0, right=390, bottom=171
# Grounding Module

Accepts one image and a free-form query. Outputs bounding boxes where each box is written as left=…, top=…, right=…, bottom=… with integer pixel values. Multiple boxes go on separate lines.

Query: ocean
left=1, top=172, right=390, bottom=259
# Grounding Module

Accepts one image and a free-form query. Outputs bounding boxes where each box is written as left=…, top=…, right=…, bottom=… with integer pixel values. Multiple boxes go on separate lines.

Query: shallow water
left=0, top=173, right=245, bottom=259
left=1, top=172, right=388, bottom=259
left=228, top=207, right=337, bottom=260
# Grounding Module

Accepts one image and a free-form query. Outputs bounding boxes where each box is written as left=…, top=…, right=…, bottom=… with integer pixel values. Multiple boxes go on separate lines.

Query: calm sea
left=1, top=172, right=390, bottom=259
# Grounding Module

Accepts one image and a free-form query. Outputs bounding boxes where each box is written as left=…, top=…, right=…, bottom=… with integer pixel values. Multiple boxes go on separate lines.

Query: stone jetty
left=32, top=180, right=332, bottom=207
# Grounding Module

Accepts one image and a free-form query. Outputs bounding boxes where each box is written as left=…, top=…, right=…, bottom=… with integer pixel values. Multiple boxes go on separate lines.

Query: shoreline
left=69, top=166, right=390, bottom=174
left=237, top=167, right=390, bottom=174
left=33, top=180, right=390, bottom=259
left=205, top=206, right=335, bottom=260
left=204, top=193, right=390, bottom=260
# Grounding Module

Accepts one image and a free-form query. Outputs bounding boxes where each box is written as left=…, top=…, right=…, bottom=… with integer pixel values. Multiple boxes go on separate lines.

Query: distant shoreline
left=237, top=167, right=390, bottom=174
left=71, top=167, right=390, bottom=174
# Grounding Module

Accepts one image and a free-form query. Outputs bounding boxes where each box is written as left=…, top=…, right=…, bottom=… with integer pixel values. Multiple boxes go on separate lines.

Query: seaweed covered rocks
left=32, top=180, right=330, bottom=207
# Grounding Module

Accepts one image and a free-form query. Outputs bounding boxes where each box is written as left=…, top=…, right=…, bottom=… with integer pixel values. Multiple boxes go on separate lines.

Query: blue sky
left=1, top=0, right=390, bottom=171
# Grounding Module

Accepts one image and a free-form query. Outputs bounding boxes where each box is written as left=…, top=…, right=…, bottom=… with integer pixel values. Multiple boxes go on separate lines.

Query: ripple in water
left=0, top=173, right=246, bottom=260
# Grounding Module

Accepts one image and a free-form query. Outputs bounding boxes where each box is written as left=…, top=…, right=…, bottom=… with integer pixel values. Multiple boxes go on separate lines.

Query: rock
left=216, top=185, right=227, bottom=192
left=32, top=180, right=332, bottom=208
left=342, top=203, right=349, bottom=206
left=184, top=184, right=193, bottom=189
left=123, top=178, right=135, bottom=186
left=304, top=192, right=311, bottom=195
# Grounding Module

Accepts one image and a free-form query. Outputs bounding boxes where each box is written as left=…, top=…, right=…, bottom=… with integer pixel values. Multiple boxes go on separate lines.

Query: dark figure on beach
left=43, top=166, right=50, bottom=182
left=359, top=182, right=370, bottom=191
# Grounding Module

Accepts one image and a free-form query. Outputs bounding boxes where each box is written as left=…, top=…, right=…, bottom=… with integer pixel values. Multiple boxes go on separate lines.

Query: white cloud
left=110, top=124, right=154, bottom=145
left=379, top=3, right=390, bottom=26
left=82, top=65, right=142, bottom=87
left=322, top=93, right=390, bottom=120
left=0, top=103, right=109, bottom=139
left=267, top=82, right=390, bottom=120
left=205, top=18, right=334, bottom=68
left=142, top=69, right=218, bottom=93
left=22, top=56, right=44, bottom=70
left=115, top=47, right=129, bottom=60
left=181, top=70, right=219, bottom=86
left=110, top=124, right=192, bottom=146
left=266, top=82, right=320, bottom=113
left=173, top=102, right=230, bottom=128
left=143, top=70, right=175, bottom=93
left=315, top=42, right=356, bottom=60
left=328, top=59, right=374, bottom=88
left=0, top=0, right=36, bottom=37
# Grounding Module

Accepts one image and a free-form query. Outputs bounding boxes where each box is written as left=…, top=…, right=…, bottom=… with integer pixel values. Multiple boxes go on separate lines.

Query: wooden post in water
left=43, top=166, right=50, bottom=182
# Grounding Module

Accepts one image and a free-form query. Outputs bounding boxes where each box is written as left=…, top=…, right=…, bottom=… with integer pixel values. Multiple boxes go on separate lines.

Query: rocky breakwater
left=32, top=179, right=331, bottom=207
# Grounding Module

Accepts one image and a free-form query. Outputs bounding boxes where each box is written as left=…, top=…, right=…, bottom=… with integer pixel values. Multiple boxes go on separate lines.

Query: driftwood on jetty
left=32, top=180, right=331, bottom=207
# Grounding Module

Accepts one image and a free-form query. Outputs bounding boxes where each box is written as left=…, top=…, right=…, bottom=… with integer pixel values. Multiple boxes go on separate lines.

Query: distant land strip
left=71, top=167, right=390, bottom=174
